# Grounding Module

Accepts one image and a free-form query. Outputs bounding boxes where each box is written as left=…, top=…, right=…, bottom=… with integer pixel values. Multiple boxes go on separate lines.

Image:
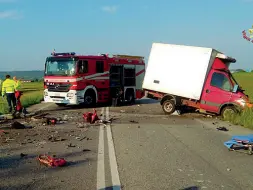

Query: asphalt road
left=1, top=99, right=253, bottom=190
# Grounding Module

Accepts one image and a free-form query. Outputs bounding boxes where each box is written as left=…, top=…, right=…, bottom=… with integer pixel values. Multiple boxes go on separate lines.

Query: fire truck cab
left=43, top=52, right=146, bottom=106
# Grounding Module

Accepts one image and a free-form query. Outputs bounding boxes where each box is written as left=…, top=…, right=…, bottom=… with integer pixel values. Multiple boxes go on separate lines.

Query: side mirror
left=232, top=84, right=239, bottom=93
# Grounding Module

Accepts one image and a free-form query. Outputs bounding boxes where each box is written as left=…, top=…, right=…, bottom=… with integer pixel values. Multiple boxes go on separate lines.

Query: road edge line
left=106, top=107, right=121, bottom=189
left=96, top=107, right=106, bottom=190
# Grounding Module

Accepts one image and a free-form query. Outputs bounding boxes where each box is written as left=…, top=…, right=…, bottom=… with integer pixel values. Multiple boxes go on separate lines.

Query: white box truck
left=142, top=43, right=252, bottom=117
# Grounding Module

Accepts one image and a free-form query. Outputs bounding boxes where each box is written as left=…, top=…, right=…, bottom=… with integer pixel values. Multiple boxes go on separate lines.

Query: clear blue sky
left=0, top=0, right=253, bottom=71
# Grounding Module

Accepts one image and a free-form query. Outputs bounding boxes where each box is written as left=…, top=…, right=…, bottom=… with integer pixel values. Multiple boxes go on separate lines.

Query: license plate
left=54, top=93, right=60, bottom=96
left=53, top=99, right=61, bottom=102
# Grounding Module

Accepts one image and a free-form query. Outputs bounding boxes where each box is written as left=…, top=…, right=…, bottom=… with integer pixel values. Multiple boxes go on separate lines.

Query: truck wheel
left=56, top=103, right=67, bottom=107
left=125, top=89, right=135, bottom=104
left=84, top=91, right=96, bottom=106
left=162, top=100, right=176, bottom=115
left=221, top=106, right=237, bottom=119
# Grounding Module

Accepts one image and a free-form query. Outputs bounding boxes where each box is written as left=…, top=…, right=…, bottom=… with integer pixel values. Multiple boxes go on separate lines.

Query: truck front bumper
left=43, top=89, right=79, bottom=105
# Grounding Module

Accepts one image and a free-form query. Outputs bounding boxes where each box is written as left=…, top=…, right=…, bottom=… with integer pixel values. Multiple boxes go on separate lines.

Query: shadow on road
left=181, top=186, right=199, bottom=190
left=135, top=98, right=159, bottom=105
left=39, top=103, right=110, bottom=113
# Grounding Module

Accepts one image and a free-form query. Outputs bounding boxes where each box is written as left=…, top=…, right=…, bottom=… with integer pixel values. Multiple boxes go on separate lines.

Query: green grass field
left=0, top=82, right=44, bottom=114
left=233, top=72, right=253, bottom=101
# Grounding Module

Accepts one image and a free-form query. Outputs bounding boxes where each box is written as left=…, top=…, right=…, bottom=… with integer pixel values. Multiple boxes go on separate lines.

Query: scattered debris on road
left=38, top=154, right=67, bottom=167
left=11, top=121, right=31, bottom=129
left=130, top=120, right=139, bottom=123
left=48, top=135, right=66, bottom=142
left=0, top=130, right=8, bottom=134
left=67, top=143, right=76, bottom=148
left=83, top=109, right=99, bottom=124
left=20, top=153, right=28, bottom=158
left=216, top=127, right=229, bottom=131
left=82, top=149, right=91, bottom=152
left=45, top=117, right=57, bottom=125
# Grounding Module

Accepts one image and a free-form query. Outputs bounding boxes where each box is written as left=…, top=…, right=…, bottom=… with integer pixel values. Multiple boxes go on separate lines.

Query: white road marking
left=106, top=107, right=121, bottom=189
left=97, top=107, right=105, bottom=190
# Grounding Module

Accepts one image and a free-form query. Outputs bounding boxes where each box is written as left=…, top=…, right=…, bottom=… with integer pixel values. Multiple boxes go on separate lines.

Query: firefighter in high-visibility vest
left=1, top=75, right=17, bottom=113
left=13, top=76, right=23, bottom=113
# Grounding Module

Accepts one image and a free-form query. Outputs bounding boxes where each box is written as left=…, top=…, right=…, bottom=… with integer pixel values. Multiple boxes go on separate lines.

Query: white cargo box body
left=142, top=43, right=219, bottom=100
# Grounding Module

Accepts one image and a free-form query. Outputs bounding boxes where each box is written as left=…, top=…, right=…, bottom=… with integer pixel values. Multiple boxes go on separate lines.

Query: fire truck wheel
left=162, top=100, right=176, bottom=115
left=84, top=91, right=96, bottom=106
left=125, top=89, right=135, bottom=104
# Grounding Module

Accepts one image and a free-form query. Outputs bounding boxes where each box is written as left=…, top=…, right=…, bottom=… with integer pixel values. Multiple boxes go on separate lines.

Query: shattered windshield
left=45, top=59, right=76, bottom=76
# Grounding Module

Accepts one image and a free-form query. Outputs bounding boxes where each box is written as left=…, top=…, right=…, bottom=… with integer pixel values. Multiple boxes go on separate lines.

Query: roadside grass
left=224, top=108, right=253, bottom=129
left=20, top=90, right=44, bottom=108
left=233, top=72, right=253, bottom=101
left=0, top=82, right=44, bottom=114
left=223, top=72, right=253, bottom=129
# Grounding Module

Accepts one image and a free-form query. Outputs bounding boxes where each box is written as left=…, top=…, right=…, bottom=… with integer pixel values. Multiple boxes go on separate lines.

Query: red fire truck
left=43, top=52, right=146, bottom=106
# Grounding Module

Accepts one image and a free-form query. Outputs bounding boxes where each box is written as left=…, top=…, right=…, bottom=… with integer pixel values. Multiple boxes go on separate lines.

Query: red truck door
left=200, top=71, right=233, bottom=113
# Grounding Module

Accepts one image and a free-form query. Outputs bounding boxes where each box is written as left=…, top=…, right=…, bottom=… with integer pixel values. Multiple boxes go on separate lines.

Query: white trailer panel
left=142, top=43, right=218, bottom=100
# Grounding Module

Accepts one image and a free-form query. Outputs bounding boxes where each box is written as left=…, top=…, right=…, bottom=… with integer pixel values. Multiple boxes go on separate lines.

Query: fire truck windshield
left=45, top=59, right=76, bottom=76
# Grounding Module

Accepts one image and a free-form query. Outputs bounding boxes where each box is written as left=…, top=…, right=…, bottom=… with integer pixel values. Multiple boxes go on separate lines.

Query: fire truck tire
left=84, top=90, right=96, bottom=106
left=125, top=89, right=135, bottom=104
left=162, top=100, right=176, bottom=115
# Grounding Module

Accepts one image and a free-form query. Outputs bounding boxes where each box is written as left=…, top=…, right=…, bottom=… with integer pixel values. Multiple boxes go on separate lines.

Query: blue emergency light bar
left=51, top=52, right=76, bottom=56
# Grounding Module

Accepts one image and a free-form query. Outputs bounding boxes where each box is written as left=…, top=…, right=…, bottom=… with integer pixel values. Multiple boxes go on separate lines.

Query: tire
left=162, top=100, right=176, bottom=115
left=55, top=103, right=67, bottom=107
left=84, top=91, right=96, bottom=106
left=221, top=106, right=237, bottom=119
left=125, top=89, right=135, bottom=104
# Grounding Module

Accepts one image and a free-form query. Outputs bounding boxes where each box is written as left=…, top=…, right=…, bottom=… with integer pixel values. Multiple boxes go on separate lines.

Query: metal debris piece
left=217, top=127, right=228, bottom=131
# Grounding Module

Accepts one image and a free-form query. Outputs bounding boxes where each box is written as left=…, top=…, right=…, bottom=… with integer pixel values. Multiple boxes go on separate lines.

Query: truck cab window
left=96, top=61, right=104, bottom=73
left=78, top=60, right=88, bottom=74
left=210, top=72, right=232, bottom=91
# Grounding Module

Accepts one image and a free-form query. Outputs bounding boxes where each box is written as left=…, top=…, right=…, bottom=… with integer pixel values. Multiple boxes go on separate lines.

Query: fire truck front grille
left=50, top=96, right=65, bottom=99
left=47, top=84, right=71, bottom=92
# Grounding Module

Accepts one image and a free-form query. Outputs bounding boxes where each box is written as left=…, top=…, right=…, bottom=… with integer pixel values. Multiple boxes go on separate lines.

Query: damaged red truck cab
left=197, top=57, right=251, bottom=116
left=143, top=43, right=252, bottom=117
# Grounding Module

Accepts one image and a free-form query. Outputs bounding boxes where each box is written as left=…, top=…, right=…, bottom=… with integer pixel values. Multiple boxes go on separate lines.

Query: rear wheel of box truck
left=162, top=100, right=176, bottom=115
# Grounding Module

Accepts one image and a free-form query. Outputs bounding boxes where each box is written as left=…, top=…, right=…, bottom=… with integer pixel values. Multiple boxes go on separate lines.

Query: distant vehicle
left=43, top=52, right=146, bottom=106
left=143, top=43, right=252, bottom=117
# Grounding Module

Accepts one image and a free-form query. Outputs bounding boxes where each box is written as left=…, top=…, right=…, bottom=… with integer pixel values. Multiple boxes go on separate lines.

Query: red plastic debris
left=83, top=109, right=99, bottom=124
left=46, top=118, right=57, bottom=125
left=38, top=154, right=67, bottom=167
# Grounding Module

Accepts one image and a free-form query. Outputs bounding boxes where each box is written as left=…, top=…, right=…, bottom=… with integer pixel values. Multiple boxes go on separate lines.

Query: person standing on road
left=13, top=76, right=23, bottom=113
left=13, top=76, right=21, bottom=91
left=1, top=75, right=17, bottom=113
